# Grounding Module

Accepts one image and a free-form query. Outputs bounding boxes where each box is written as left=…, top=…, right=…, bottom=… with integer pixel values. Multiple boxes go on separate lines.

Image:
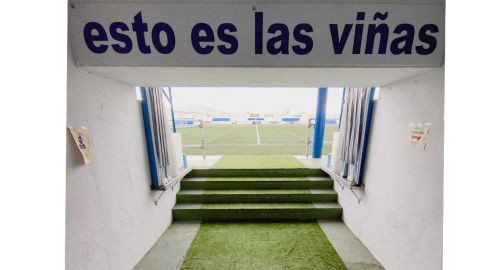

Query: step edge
left=173, top=203, right=342, bottom=210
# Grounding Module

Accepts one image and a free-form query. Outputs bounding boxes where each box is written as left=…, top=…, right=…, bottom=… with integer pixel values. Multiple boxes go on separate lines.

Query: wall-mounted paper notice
left=69, top=127, right=93, bottom=165
left=408, top=123, right=431, bottom=149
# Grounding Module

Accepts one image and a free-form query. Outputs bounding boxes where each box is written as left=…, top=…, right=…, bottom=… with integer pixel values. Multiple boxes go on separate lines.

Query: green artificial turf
left=201, top=203, right=314, bottom=209
left=200, top=177, right=309, bottom=182
left=180, top=222, right=347, bottom=270
left=212, top=155, right=306, bottom=169
left=203, top=189, right=310, bottom=194
left=179, top=155, right=344, bottom=268
left=186, top=168, right=327, bottom=178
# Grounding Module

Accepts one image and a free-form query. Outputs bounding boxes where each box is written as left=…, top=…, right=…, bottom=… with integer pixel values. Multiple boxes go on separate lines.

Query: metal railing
left=198, top=120, right=207, bottom=160
left=305, top=118, right=315, bottom=158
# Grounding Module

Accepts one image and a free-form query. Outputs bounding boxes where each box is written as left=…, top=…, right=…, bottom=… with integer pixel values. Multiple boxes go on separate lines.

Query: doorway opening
left=169, top=87, right=344, bottom=156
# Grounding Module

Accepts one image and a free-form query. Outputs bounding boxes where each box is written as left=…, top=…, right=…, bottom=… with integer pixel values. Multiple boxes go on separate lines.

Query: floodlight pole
left=312, top=87, right=328, bottom=158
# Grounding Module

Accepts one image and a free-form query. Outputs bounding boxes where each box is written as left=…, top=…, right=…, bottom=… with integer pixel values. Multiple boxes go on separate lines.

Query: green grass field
left=178, top=124, right=336, bottom=155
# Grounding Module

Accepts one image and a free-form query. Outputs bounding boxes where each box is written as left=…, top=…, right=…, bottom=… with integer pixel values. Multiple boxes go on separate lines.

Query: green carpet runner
left=180, top=222, right=348, bottom=270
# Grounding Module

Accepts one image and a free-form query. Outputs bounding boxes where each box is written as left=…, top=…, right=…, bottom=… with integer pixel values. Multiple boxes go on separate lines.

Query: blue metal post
left=312, top=87, right=328, bottom=158
left=140, top=87, right=160, bottom=189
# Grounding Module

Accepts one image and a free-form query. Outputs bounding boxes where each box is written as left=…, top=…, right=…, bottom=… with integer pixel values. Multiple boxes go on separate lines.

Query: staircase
left=173, top=168, right=342, bottom=221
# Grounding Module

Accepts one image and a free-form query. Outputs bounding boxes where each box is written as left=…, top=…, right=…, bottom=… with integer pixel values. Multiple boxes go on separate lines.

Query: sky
left=170, top=87, right=344, bottom=116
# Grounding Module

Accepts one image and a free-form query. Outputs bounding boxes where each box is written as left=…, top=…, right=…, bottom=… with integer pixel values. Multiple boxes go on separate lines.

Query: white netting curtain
left=144, top=87, right=171, bottom=182
left=334, top=87, right=374, bottom=186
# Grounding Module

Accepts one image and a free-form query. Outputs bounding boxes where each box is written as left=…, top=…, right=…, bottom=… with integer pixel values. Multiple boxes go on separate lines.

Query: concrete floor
left=319, top=221, right=384, bottom=270
left=187, top=155, right=222, bottom=169
left=135, top=222, right=201, bottom=270
left=136, top=220, right=383, bottom=270
left=295, top=155, right=329, bottom=168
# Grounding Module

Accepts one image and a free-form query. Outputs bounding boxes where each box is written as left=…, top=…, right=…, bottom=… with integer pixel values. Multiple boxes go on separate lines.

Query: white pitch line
left=255, top=125, right=261, bottom=145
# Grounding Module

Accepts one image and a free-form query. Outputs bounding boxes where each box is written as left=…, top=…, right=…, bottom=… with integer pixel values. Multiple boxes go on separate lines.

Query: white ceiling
left=83, top=66, right=437, bottom=87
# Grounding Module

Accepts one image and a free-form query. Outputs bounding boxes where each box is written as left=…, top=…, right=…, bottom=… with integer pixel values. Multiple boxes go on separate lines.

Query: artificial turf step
left=177, top=189, right=337, bottom=203
left=175, top=164, right=341, bottom=221
left=180, top=177, right=333, bottom=190
left=172, top=203, right=342, bottom=221
left=185, top=168, right=329, bottom=178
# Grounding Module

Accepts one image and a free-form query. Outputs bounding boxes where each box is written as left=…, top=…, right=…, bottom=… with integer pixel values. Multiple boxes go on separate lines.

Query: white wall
left=335, top=68, right=443, bottom=270
left=66, top=47, right=179, bottom=270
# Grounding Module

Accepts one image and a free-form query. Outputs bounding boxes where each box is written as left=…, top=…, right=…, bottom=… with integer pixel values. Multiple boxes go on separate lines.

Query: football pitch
left=178, top=124, right=336, bottom=155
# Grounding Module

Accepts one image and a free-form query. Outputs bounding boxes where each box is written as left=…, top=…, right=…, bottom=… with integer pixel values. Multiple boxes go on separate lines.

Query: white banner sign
left=69, top=3, right=444, bottom=67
